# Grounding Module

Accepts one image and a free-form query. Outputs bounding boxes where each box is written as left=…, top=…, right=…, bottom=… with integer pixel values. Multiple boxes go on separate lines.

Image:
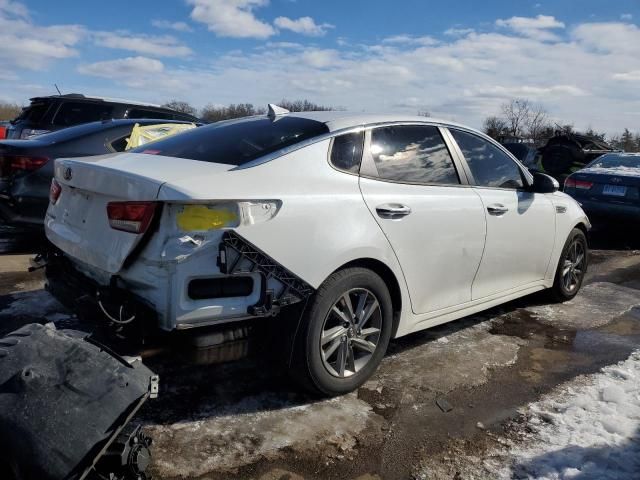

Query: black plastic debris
left=435, top=396, right=453, bottom=413
left=0, top=323, right=158, bottom=480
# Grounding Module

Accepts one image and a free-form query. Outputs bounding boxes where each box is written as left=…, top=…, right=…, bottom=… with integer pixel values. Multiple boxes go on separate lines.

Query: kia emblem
left=611, top=177, right=621, bottom=183
left=63, top=167, right=73, bottom=181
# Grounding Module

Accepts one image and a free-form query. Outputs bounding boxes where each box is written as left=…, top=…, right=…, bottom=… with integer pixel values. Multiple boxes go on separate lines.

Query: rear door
left=447, top=128, right=556, bottom=299
left=359, top=124, right=486, bottom=314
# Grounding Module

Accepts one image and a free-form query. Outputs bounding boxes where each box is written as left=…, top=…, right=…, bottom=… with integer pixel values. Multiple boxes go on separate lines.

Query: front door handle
left=376, top=203, right=412, bottom=219
left=487, top=203, right=509, bottom=216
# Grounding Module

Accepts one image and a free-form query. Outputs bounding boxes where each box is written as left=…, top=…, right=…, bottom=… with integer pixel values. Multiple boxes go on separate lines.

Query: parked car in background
left=564, top=153, right=640, bottom=225
left=0, top=121, right=9, bottom=139
left=0, top=119, right=195, bottom=231
left=44, top=107, right=590, bottom=396
left=5, top=93, right=200, bottom=139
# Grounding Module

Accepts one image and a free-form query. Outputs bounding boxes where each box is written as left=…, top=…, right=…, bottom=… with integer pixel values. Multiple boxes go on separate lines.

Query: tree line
left=483, top=98, right=640, bottom=152
left=161, top=99, right=335, bottom=123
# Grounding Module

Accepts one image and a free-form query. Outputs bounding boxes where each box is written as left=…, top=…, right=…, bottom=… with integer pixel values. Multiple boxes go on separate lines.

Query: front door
left=359, top=124, right=486, bottom=314
left=448, top=128, right=556, bottom=299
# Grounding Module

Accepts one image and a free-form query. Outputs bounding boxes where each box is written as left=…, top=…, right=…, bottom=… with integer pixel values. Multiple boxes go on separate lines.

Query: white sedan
left=44, top=106, right=590, bottom=396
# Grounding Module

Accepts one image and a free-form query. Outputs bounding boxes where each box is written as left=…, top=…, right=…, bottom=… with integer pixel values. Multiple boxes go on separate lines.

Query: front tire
left=550, top=227, right=588, bottom=302
left=290, top=267, right=393, bottom=396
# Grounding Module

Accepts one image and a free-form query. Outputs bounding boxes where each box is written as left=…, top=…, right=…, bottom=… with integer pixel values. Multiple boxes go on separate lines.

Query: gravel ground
left=1, top=241, right=639, bottom=479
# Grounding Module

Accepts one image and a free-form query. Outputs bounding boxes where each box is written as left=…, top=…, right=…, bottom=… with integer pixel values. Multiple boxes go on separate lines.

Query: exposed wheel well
left=575, top=222, right=589, bottom=238
left=333, top=258, right=403, bottom=338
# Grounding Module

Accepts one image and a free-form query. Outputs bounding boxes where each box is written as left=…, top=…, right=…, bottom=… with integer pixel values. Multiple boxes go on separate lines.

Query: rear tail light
left=0, top=154, right=49, bottom=175
left=0, top=126, right=6, bottom=139
left=564, top=178, right=593, bottom=190
left=49, top=179, right=61, bottom=204
left=107, top=201, right=157, bottom=234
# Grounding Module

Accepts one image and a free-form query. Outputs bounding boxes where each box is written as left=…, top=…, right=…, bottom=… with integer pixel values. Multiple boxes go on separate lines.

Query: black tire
left=290, top=267, right=393, bottom=396
left=549, top=228, right=588, bottom=302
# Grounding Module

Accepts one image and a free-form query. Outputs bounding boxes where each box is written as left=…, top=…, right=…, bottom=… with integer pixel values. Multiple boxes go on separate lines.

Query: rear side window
left=127, top=108, right=173, bottom=120
left=53, top=102, right=114, bottom=127
left=330, top=132, right=364, bottom=173
left=15, top=102, right=51, bottom=123
left=132, top=116, right=329, bottom=166
left=370, top=125, right=460, bottom=184
left=451, top=129, right=524, bottom=189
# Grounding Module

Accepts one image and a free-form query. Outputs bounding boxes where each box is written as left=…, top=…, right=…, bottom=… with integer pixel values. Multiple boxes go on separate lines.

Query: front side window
left=127, top=108, right=173, bottom=120
left=450, top=129, right=524, bottom=189
left=330, top=131, right=364, bottom=173
left=53, top=102, right=114, bottom=127
left=370, top=125, right=460, bottom=184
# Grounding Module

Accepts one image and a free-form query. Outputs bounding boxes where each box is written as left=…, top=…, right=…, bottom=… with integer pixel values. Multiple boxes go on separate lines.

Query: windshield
left=131, top=116, right=329, bottom=166
left=588, top=154, right=640, bottom=170
left=13, top=101, right=51, bottom=124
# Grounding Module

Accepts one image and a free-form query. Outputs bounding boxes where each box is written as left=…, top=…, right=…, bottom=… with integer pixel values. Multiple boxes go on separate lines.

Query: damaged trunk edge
left=0, top=323, right=158, bottom=480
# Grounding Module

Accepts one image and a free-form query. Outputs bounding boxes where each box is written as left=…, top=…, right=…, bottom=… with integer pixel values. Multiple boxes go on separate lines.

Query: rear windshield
left=588, top=155, right=640, bottom=170
left=131, top=116, right=329, bottom=165
left=14, top=102, right=51, bottom=123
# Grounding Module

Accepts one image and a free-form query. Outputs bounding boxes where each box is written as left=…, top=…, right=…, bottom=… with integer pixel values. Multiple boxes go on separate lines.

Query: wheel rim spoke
left=341, top=293, right=356, bottom=323
left=323, top=337, right=342, bottom=360
left=352, top=337, right=376, bottom=353
left=337, top=341, right=348, bottom=376
left=322, top=325, right=347, bottom=346
left=355, top=291, right=368, bottom=323
left=331, top=305, right=351, bottom=325
left=359, top=299, right=379, bottom=329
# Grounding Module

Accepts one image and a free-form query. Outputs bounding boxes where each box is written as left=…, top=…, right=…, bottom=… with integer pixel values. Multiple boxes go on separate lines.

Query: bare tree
left=501, top=98, right=531, bottom=137
left=277, top=99, right=334, bottom=112
left=161, top=100, right=197, bottom=115
left=0, top=101, right=22, bottom=121
left=417, top=109, right=431, bottom=117
left=525, top=103, right=550, bottom=145
left=483, top=116, right=508, bottom=140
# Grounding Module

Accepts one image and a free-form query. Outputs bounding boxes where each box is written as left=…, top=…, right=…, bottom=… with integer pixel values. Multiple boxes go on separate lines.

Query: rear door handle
left=376, top=203, right=412, bottom=219
left=487, top=204, right=509, bottom=216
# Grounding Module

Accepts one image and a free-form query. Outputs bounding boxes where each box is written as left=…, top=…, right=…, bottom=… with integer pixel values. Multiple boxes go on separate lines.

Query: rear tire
left=290, top=267, right=393, bottom=396
left=549, top=228, right=588, bottom=302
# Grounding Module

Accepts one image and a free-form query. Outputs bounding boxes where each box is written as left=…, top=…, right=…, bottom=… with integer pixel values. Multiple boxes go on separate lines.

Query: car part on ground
left=5, top=93, right=200, bottom=140
left=0, top=323, right=158, bottom=480
left=538, top=132, right=617, bottom=181
left=563, top=153, right=640, bottom=225
left=43, top=108, right=591, bottom=395
left=0, top=119, right=195, bottom=233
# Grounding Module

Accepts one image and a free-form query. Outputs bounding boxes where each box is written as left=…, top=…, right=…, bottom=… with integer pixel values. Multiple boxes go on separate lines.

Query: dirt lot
left=1, top=232, right=639, bottom=479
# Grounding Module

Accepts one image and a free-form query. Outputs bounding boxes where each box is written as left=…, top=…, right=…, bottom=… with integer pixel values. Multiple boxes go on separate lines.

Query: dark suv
left=6, top=93, right=200, bottom=139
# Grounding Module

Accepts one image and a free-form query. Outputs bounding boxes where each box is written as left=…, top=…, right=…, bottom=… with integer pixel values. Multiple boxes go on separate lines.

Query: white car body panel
left=44, top=112, right=590, bottom=338
left=359, top=177, right=486, bottom=314
left=470, top=188, right=556, bottom=299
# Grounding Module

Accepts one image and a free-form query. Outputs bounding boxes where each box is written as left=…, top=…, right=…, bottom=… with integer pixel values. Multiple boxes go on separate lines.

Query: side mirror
left=531, top=171, right=559, bottom=193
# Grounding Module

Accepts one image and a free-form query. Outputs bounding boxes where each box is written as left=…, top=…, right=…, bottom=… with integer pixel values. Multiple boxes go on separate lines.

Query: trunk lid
left=46, top=153, right=234, bottom=274
left=571, top=167, right=640, bottom=206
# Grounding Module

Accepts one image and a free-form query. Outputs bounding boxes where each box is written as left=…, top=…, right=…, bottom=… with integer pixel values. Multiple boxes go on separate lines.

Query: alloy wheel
left=561, top=239, right=585, bottom=293
left=319, top=288, right=383, bottom=378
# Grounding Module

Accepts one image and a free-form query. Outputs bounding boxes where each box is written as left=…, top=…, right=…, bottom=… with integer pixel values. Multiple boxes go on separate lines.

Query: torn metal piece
left=0, top=323, right=157, bottom=480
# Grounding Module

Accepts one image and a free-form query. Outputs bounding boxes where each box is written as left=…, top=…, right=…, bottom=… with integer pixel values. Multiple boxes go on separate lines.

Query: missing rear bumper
left=218, top=231, right=314, bottom=316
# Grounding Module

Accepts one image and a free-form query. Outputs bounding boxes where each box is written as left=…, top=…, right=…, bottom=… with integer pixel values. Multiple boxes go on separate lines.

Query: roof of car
left=29, top=93, right=163, bottom=108
left=281, top=110, right=473, bottom=133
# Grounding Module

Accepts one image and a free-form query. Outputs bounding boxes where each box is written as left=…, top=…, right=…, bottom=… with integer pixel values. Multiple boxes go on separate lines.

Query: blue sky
left=1, top=0, right=640, bottom=133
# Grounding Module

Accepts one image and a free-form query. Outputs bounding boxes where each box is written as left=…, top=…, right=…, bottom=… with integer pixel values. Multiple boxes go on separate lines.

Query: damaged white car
left=44, top=106, right=590, bottom=395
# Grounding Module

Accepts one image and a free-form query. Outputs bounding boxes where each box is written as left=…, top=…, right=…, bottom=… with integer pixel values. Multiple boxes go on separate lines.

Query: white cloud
left=77, top=56, right=168, bottom=88
left=151, top=19, right=193, bottom=32
left=496, top=14, right=565, bottom=41
left=382, top=34, right=438, bottom=46
left=0, top=2, right=85, bottom=70
left=613, top=70, right=640, bottom=81
left=444, top=27, right=475, bottom=37
left=274, top=16, right=333, bottom=36
left=94, top=31, right=193, bottom=58
left=300, top=49, right=339, bottom=68
left=572, top=22, right=640, bottom=54
left=621, top=13, right=633, bottom=21
left=187, top=0, right=275, bottom=39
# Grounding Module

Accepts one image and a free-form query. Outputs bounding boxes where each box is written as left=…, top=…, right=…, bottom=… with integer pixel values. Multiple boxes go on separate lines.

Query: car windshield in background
left=13, top=102, right=50, bottom=123
left=131, top=116, right=329, bottom=166
left=588, top=155, right=640, bottom=170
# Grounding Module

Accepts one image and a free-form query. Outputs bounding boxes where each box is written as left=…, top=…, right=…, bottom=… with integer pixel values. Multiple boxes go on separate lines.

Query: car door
left=359, top=124, right=486, bottom=314
left=447, top=128, right=556, bottom=299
